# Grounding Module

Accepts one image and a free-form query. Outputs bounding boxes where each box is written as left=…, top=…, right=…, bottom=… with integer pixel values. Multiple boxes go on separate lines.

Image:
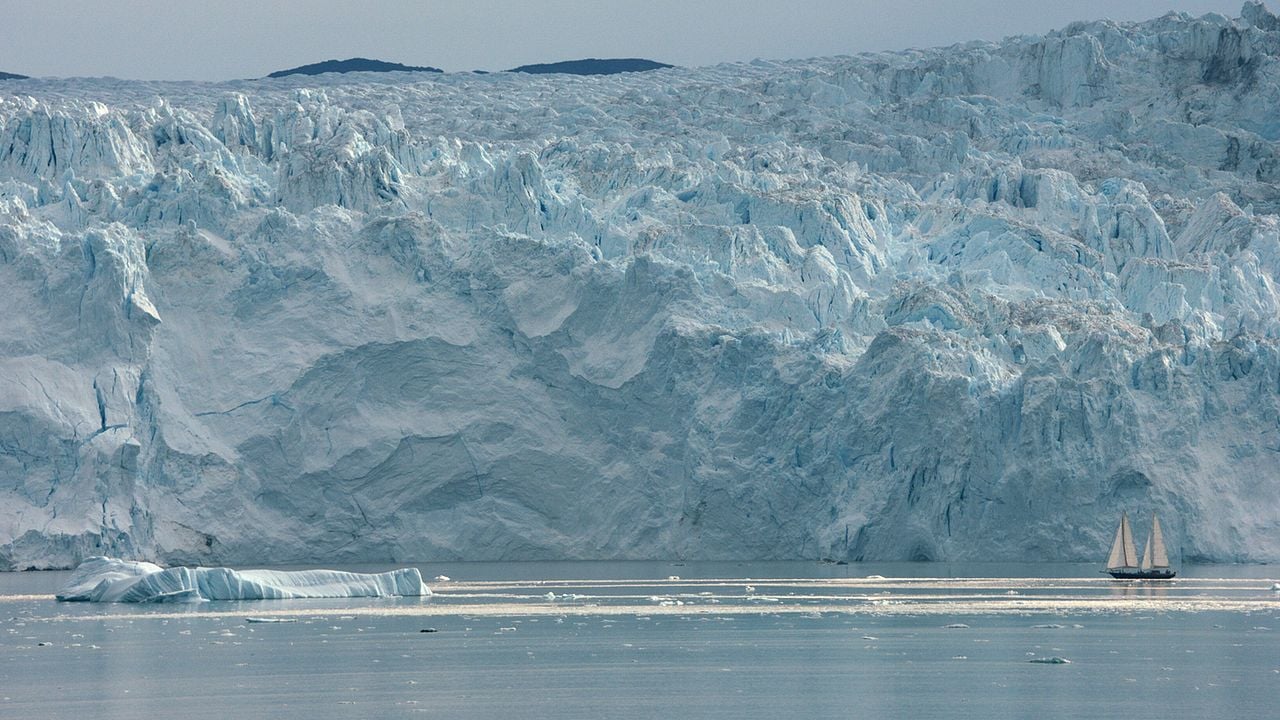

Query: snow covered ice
left=55, top=556, right=428, bottom=602
left=3, top=4, right=1280, bottom=569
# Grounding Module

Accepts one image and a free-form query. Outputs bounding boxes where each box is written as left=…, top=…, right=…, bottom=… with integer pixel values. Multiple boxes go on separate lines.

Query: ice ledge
left=56, top=556, right=430, bottom=602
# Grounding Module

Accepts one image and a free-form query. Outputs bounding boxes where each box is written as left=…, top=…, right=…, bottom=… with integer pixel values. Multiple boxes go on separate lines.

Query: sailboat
left=1104, top=512, right=1176, bottom=579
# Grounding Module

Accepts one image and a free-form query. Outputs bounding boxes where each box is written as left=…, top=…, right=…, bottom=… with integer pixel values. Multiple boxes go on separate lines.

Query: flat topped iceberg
left=56, top=556, right=430, bottom=603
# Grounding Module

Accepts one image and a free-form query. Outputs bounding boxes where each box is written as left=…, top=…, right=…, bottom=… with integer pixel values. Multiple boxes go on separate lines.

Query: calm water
left=2, top=562, right=1278, bottom=719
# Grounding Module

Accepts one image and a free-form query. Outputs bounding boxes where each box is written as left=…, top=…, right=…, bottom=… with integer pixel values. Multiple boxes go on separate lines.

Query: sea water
left=1, top=562, right=1277, bottom=719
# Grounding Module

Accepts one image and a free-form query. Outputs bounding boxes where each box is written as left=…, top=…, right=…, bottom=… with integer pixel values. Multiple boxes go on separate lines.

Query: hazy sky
left=0, top=0, right=1252, bottom=81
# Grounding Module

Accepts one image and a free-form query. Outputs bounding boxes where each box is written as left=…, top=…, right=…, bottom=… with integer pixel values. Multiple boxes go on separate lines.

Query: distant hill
left=0, top=71, right=29, bottom=80
left=267, top=58, right=442, bottom=79
left=508, top=58, right=672, bottom=76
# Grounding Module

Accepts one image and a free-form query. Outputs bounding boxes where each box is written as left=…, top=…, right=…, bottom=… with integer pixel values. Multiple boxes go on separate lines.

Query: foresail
left=1107, top=522, right=1127, bottom=568
left=1140, top=532, right=1153, bottom=570
left=1151, top=515, right=1170, bottom=568
left=1120, top=513, right=1138, bottom=567
left=1107, top=513, right=1138, bottom=569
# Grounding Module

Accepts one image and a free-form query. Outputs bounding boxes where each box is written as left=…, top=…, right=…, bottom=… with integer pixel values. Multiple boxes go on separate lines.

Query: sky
left=0, top=0, right=1253, bottom=81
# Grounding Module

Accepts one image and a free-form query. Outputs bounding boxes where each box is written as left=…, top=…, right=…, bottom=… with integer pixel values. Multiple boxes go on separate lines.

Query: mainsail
left=1144, top=514, right=1170, bottom=569
left=1106, top=512, right=1138, bottom=569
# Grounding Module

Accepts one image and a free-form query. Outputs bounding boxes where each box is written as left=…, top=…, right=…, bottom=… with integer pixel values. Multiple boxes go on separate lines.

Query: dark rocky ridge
left=266, top=58, right=442, bottom=78
left=0, top=71, right=29, bottom=80
left=508, top=58, right=672, bottom=75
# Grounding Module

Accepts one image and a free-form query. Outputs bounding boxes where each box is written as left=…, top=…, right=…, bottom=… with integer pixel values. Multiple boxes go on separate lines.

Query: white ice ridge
left=4, top=4, right=1280, bottom=568
left=55, top=556, right=429, bottom=602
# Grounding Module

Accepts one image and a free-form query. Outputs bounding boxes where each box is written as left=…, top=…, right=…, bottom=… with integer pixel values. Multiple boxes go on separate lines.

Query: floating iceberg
left=56, top=556, right=429, bottom=602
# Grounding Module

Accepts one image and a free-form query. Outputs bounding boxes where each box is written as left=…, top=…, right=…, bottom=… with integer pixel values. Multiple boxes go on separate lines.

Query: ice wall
left=3, top=4, right=1280, bottom=569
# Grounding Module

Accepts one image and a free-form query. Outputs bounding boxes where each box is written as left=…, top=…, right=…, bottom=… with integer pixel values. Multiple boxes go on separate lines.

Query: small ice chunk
left=1029, top=657, right=1072, bottom=664
left=245, top=617, right=297, bottom=624
left=944, top=623, right=970, bottom=629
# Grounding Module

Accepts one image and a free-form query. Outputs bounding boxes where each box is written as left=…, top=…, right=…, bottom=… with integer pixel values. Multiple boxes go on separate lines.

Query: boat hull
left=1106, top=569, right=1176, bottom=580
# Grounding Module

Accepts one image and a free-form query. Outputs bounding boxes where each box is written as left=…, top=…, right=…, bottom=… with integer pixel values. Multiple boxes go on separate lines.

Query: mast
left=1107, top=512, right=1139, bottom=569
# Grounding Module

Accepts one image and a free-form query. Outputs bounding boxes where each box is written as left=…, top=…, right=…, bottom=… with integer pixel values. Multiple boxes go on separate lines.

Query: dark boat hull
left=1107, top=569, right=1176, bottom=580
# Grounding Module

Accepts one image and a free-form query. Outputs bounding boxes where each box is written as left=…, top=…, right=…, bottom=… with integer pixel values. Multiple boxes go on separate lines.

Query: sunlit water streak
left=5, top=576, right=1278, bottom=622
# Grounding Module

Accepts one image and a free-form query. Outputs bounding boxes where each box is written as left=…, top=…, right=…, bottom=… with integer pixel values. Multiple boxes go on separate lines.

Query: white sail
left=1140, top=530, right=1153, bottom=570
left=1150, top=515, right=1170, bottom=568
left=1107, top=522, right=1126, bottom=568
left=1122, top=514, right=1138, bottom=567
left=1106, top=513, right=1138, bottom=569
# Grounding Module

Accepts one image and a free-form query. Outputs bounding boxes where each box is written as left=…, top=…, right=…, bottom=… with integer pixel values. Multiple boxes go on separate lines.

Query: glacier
left=55, top=556, right=428, bottom=602
left=2, top=3, right=1280, bottom=569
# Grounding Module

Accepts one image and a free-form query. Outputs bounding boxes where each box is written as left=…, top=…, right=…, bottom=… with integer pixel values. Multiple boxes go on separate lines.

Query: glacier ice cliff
left=3, top=4, right=1280, bottom=569
left=55, top=556, right=428, bottom=602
